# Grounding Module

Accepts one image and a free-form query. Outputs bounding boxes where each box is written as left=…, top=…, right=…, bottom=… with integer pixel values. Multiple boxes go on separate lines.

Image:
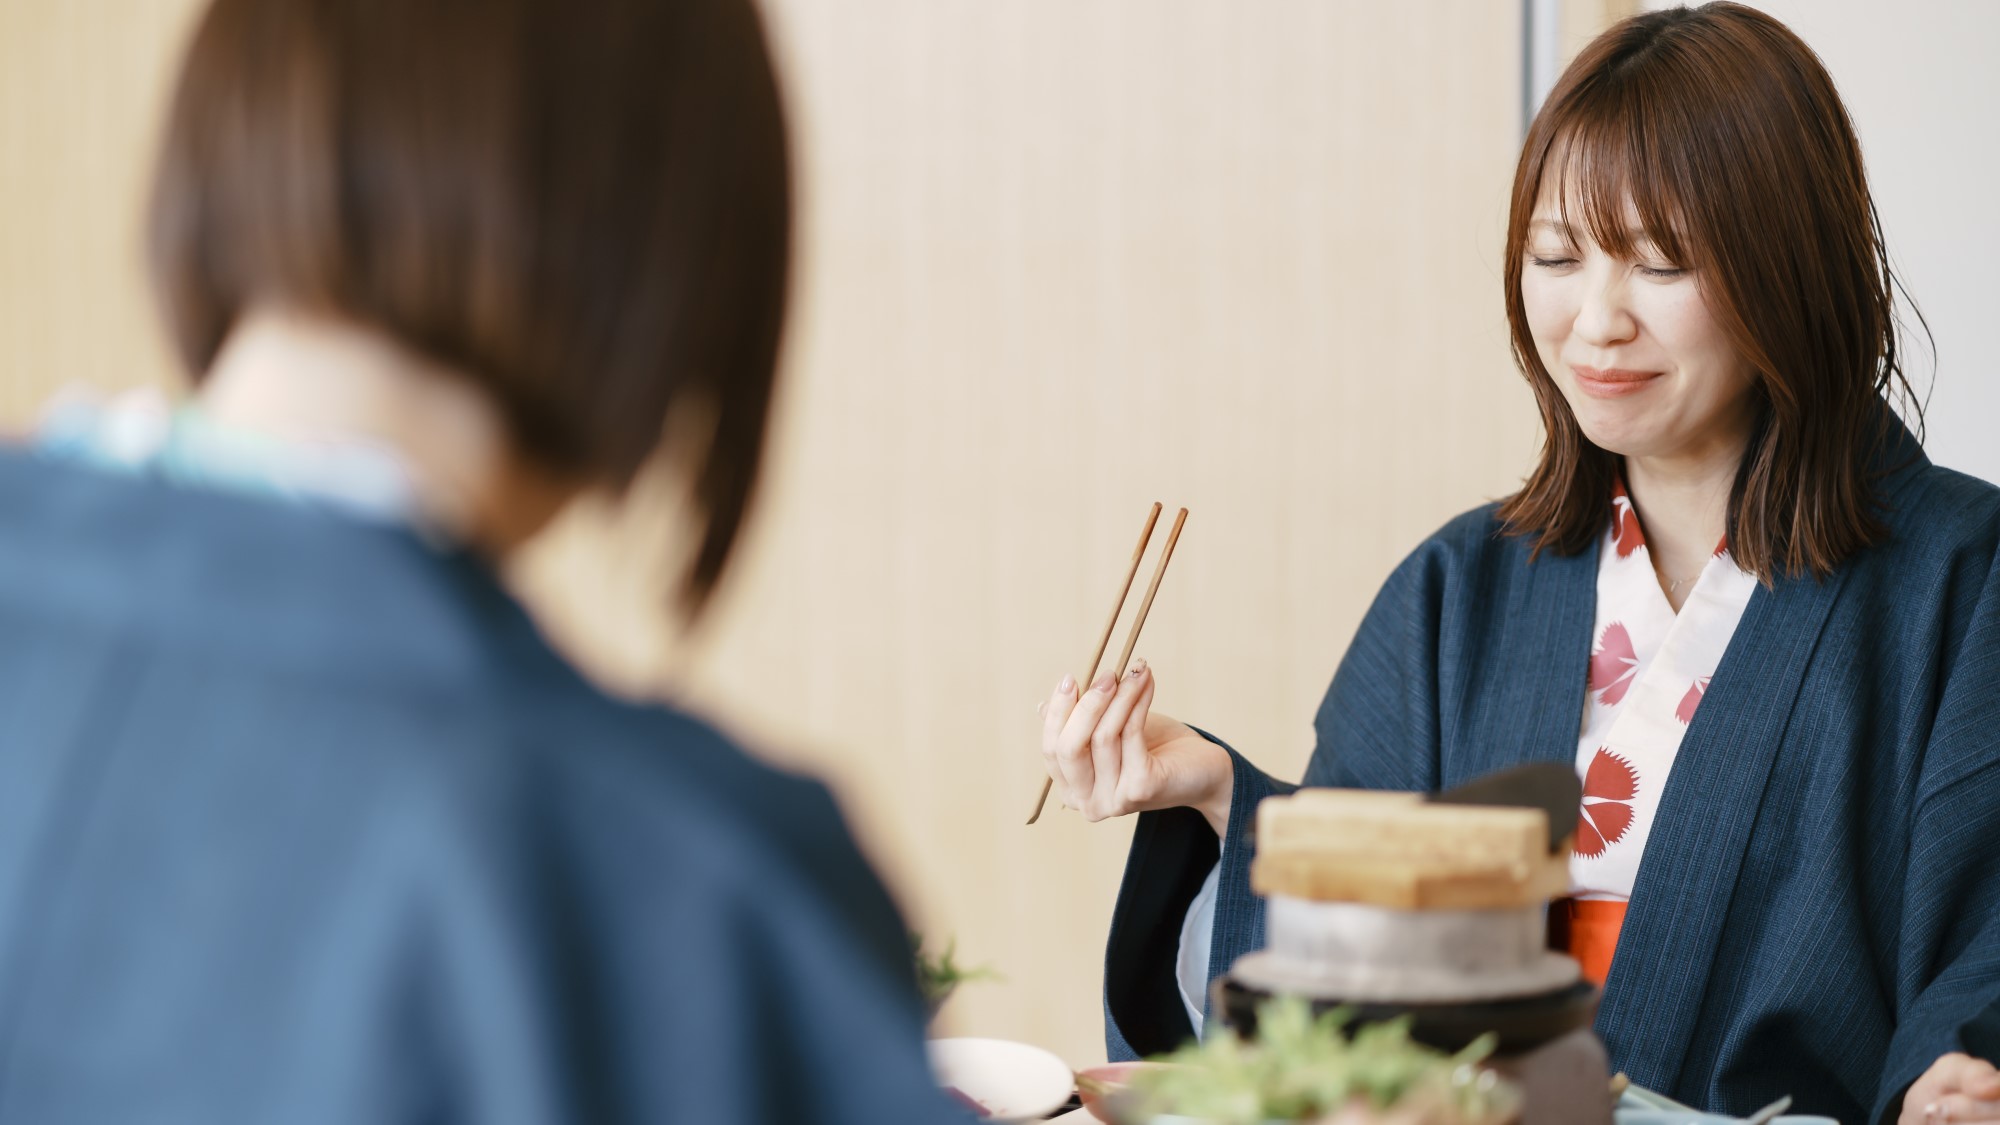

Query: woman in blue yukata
left=1039, top=5, right=2000, bottom=1123
left=0, top=1, right=965, bottom=1122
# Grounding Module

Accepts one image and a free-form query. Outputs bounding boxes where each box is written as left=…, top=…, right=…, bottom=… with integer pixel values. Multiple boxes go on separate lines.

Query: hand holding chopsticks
left=1027, top=503, right=1173, bottom=823
left=1030, top=504, right=1235, bottom=834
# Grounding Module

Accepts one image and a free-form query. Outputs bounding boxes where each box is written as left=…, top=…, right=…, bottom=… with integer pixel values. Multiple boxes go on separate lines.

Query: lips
left=1572, top=364, right=1662, bottom=398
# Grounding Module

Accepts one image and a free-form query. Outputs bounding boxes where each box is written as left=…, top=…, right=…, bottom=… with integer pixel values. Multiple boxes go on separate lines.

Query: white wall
left=1639, top=0, right=2000, bottom=484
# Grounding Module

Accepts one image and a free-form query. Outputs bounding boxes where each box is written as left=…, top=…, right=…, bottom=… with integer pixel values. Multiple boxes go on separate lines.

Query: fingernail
left=1130, top=658, right=1148, bottom=677
left=1092, top=672, right=1116, bottom=693
left=1036, top=700, right=1046, bottom=717
left=1058, top=674, right=1074, bottom=694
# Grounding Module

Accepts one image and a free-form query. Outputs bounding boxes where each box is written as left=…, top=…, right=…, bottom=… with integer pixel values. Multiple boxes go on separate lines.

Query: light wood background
left=0, top=0, right=1631, bottom=1067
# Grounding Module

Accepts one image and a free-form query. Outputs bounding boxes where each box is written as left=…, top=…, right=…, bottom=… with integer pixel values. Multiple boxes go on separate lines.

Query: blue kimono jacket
left=1106, top=423, right=2000, bottom=1124
left=0, top=450, right=963, bottom=1124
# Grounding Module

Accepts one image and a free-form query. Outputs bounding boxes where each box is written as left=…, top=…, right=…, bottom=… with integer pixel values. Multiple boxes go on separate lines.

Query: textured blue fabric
left=0, top=451, right=966, bottom=1124
left=1105, top=425, right=2000, bottom=1124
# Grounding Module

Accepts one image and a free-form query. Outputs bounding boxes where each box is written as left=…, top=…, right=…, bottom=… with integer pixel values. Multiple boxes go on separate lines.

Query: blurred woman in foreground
left=1043, top=6, right=2000, bottom=1122
left=0, top=1, right=960, bottom=1121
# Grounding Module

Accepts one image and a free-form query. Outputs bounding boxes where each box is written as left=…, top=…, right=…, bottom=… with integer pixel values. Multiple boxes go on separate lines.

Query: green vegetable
left=912, top=935, right=998, bottom=1014
left=1125, top=997, right=1513, bottom=1124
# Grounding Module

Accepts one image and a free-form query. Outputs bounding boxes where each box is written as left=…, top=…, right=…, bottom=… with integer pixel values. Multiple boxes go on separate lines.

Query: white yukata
left=1173, top=481, right=1758, bottom=1033
left=1570, top=482, right=1757, bottom=902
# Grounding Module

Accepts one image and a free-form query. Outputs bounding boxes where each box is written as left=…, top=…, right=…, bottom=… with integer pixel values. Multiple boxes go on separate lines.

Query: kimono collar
left=1593, top=402, right=1926, bottom=1088
left=1609, top=478, right=1730, bottom=561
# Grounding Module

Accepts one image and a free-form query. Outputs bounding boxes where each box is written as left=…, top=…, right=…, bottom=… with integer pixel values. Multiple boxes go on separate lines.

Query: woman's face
left=1520, top=186, right=1759, bottom=468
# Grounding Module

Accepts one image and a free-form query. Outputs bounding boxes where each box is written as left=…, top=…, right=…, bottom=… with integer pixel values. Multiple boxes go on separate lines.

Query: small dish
left=1616, top=1104, right=1832, bottom=1112
left=929, top=1037, right=1075, bottom=1122
left=1075, top=1061, right=1172, bottom=1122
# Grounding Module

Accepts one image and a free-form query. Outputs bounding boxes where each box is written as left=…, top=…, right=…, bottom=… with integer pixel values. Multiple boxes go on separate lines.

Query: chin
left=1574, top=420, right=1645, bottom=458
left=1564, top=396, right=1660, bottom=460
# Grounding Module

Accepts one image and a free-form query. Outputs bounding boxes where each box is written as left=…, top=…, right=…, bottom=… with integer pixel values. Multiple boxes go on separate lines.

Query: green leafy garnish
left=912, top=934, right=998, bottom=1013
left=1125, top=997, right=1512, bottom=1124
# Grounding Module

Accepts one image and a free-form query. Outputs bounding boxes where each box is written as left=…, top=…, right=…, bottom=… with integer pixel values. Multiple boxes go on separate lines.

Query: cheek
left=1647, top=288, right=1747, bottom=391
left=1518, top=273, right=1571, bottom=360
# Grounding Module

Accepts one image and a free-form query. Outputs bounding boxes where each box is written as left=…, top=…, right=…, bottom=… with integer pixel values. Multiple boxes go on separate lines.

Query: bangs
left=1530, top=93, right=1698, bottom=269
left=1499, top=3, right=1917, bottom=584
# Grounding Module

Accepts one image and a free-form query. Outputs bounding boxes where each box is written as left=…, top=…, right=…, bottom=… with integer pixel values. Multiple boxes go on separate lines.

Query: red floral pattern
left=1613, top=479, right=1729, bottom=562
left=1612, top=484, right=1646, bottom=559
left=1589, top=622, right=1639, bottom=706
left=1675, top=676, right=1710, bottom=725
left=1574, top=749, right=1639, bottom=858
left=1573, top=479, right=1754, bottom=894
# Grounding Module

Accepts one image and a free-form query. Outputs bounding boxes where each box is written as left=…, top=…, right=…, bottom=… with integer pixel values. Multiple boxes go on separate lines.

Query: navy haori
left=1106, top=418, right=2000, bottom=1124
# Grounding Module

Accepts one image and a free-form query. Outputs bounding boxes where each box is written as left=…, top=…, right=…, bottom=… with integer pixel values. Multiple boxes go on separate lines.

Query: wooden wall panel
left=0, top=0, right=197, bottom=423
left=585, top=0, right=1538, bottom=1064
left=0, top=0, right=1618, bottom=1070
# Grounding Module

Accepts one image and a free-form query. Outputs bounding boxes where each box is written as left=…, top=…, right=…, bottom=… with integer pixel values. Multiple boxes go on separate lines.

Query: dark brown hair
left=149, top=0, right=791, bottom=613
left=1496, top=2, right=1924, bottom=582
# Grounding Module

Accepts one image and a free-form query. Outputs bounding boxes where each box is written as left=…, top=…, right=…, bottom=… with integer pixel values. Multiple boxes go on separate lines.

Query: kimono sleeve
left=1104, top=733, right=1295, bottom=1061
left=1303, top=536, right=1450, bottom=793
left=1103, top=527, right=1458, bottom=1061
left=527, top=761, right=970, bottom=1125
left=1876, top=538, right=2000, bottom=1123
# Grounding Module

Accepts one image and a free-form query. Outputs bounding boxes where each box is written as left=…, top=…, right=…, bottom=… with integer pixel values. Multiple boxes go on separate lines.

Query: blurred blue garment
left=0, top=445, right=963, bottom=1124
left=34, top=389, right=422, bottom=524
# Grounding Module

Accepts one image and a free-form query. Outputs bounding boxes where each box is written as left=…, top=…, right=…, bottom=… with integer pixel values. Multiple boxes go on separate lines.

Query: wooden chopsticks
left=1027, top=503, right=1189, bottom=824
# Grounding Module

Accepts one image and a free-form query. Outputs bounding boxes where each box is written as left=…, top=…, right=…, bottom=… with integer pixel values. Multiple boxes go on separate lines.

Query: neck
left=196, top=308, right=575, bottom=556
left=1623, top=423, right=1753, bottom=607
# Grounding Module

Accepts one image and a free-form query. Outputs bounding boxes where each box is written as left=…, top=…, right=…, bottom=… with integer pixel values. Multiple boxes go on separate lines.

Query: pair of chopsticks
left=1026, top=502, right=1189, bottom=825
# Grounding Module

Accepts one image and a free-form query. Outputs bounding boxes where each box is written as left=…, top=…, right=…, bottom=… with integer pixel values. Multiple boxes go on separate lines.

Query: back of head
left=149, top=0, right=792, bottom=613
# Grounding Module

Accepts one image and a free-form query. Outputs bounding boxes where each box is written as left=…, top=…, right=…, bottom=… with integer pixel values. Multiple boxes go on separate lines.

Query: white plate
left=1616, top=1104, right=1832, bottom=1112
left=929, top=1037, right=1075, bottom=1122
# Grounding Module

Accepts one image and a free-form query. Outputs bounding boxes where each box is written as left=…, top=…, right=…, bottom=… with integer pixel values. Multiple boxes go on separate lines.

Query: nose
left=1572, top=262, right=1637, bottom=348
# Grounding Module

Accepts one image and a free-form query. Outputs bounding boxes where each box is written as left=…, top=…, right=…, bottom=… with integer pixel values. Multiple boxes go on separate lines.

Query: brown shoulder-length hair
left=148, top=0, right=791, bottom=615
left=1496, top=2, right=1924, bottom=583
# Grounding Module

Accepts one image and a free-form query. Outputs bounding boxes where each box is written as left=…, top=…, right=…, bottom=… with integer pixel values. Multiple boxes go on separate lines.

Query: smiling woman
left=1517, top=200, right=1762, bottom=611
left=1044, top=5, right=2000, bottom=1123
left=1498, top=4, right=1922, bottom=588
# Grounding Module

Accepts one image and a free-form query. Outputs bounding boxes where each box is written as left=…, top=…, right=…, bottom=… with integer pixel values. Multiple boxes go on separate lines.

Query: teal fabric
left=1106, top=419, right=2000, bottom=1124
left=35, top=397, right=421, bottom=524
left=0, top=450, right=965, bottom=1124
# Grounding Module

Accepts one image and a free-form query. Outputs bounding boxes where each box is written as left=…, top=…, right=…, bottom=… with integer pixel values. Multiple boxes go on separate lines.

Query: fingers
left=1936, top=1055, right=2000, bottom=1100
left=1921, top=1094, right=2000, bottom=1124
left=1907, top=1055, right=2000, bottom=1125
left=1083, top=660, right=1150, bottom=819
left=1114, top=666, right=1159, bottom=805
left=1964, top=1058, right=2000, bottom=1102
left=1055, top=670, right=1116, bottom=808
left=1041, top=674, right=1074, bottom=757
left=1040, top=673, right=1080, bottom=808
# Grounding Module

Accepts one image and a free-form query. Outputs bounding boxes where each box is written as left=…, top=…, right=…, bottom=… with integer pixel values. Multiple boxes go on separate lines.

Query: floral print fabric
left=1570, top=482, right=1757, bottom=900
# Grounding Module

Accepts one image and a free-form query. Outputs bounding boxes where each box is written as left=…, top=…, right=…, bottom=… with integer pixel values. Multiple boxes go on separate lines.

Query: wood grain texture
left=0, top=0, right=1596, bottom=1069
left=611, top=0, right=1539, bottom=1065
